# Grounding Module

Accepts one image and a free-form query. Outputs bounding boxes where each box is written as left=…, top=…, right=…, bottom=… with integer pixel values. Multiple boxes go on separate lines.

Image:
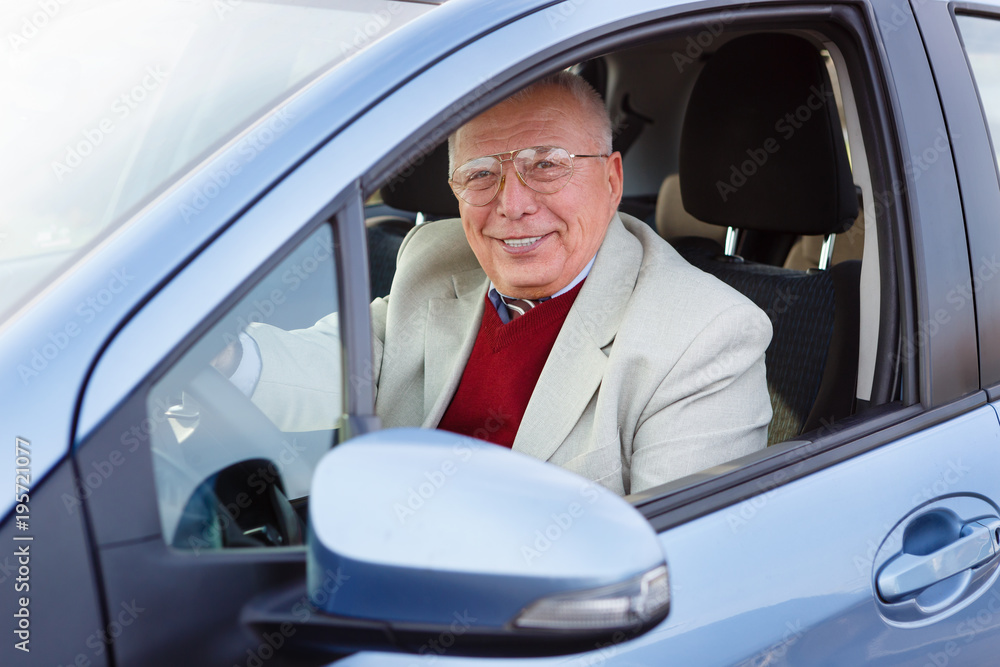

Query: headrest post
left=819, top=233, right=836, bottom=271
left=724, top=227, right=740, bottom=257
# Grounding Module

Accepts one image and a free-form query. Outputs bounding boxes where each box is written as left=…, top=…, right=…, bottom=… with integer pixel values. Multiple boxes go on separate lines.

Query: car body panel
left=3, top=0, right=1000, bottom=664
left=911, top=0, right=1000, bottom=392
left=867, top=0, right=979, bottom=405
left=336, top=405, right=1000, bottom=664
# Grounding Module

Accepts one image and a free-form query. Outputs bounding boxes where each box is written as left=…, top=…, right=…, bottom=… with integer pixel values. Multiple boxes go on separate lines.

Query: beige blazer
left=249, top=213, right=772, bottom=495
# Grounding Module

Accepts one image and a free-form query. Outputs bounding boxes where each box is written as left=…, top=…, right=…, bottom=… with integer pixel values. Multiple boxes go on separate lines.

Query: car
left=3, top=0, right=1000, bottom=664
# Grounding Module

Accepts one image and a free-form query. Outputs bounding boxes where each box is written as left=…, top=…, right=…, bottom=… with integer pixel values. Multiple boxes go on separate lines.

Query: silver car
left=3, top=0, right=1000, bottom=664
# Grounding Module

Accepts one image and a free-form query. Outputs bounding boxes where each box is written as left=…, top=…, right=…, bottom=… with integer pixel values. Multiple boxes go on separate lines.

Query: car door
left=328, top=1, right=1000, bottom=664
left=48, top=1, right=1000, bottom=667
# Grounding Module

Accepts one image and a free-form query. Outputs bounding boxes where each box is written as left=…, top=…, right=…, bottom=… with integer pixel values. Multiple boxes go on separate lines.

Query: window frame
left=945, top=4, right=1000, bottom=394
left=72, top=196, right=370, bottom=663
left=358, top=3, right=953, bottom=526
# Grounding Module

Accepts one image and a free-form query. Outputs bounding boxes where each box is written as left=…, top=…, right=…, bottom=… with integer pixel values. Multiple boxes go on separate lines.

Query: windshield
left=0, top=0, right=433, bottom=320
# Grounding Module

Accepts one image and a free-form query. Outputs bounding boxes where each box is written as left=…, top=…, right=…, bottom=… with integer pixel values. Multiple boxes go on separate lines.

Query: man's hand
left=211, top=338, right=243, bottom=378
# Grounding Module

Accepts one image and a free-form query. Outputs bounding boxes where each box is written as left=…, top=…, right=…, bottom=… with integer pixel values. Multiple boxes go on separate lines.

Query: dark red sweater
left=437, top=282, right=584, bottom=447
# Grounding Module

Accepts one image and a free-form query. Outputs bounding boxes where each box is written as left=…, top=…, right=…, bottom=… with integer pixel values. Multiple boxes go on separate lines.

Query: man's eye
left=460, top=168, right=498, bottom=190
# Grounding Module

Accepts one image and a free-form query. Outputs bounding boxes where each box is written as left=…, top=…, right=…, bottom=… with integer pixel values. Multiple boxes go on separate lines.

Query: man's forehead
left=457, top=90, right=589, bottom=155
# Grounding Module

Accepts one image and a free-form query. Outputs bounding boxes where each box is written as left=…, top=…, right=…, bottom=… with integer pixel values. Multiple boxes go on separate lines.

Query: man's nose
left=494, top=160, right=537, bottom=219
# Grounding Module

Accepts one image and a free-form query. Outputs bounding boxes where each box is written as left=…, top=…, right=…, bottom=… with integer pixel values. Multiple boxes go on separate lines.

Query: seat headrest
left=380, top=141, right=460, bottom=218
left=679, top=34, right=857, bottom=236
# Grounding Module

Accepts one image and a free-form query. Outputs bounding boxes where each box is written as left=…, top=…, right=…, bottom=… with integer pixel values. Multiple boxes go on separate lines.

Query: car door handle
left=877, top=518, right=1000, bottom=602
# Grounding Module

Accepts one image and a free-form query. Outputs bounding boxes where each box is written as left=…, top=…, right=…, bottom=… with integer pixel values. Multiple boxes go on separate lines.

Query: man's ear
left=606, top=151, right=624, bottom=211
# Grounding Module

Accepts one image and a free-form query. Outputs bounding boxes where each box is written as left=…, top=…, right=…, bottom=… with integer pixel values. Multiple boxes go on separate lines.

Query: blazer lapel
left=512, top=213, right=643, bottom=462
left=422, top=268, right=489, bottom=425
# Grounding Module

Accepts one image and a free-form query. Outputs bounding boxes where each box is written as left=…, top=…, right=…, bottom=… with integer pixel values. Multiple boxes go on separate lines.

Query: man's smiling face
left=452, top=85, right=623, bottom=299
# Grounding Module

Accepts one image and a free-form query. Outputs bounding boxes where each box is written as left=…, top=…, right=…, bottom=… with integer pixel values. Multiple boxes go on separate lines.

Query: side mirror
left=246, top=429, right=669, bottom=658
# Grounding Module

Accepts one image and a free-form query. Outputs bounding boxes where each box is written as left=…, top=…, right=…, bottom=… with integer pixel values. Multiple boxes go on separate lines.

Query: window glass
left=146, top=224, right=339, bottom=551
left=0, top=0, right=433, bottom=320
left=957, top=15, right=1000, bottom=173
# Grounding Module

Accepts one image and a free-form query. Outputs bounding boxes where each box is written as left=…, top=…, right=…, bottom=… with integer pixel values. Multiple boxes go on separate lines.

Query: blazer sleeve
left=244, top=297, right=389, bottom=432
left=628, top=302, right=772, bottom=494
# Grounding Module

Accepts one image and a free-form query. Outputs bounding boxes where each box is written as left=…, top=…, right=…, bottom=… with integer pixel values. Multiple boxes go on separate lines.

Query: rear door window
left=957, top=14, right=1000, bottom=175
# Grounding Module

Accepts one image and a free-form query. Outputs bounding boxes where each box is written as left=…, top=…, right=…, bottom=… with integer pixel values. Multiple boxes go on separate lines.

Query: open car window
left=363, top=23, right=895, bottom=490
left=146, top=224, right=339, bottom=550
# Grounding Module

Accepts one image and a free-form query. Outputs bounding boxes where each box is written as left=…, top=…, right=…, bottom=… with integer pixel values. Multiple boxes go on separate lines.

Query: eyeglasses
left=449, top=146, right=608, bottom=206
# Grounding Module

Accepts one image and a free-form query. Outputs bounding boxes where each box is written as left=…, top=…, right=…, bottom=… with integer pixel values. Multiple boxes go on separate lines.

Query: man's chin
left=492, top=273, right=565, bottom=299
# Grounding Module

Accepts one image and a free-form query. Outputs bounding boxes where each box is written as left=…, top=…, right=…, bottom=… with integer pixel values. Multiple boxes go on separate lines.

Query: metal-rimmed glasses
left=448, top=146, right=609, bottom=206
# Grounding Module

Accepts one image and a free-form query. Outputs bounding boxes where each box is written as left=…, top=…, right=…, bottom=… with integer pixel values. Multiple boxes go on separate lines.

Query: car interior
left=143, top=21, right=905, bottom=552
left=363, top=26, right=897, bottom=453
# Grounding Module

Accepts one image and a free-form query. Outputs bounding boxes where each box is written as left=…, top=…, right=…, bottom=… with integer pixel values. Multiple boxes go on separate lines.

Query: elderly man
left=237, top=71, right=772, bottom=495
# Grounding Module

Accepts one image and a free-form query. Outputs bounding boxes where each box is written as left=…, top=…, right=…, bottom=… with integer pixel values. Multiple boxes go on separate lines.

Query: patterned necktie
left=501, top=295, right=541, bottom=321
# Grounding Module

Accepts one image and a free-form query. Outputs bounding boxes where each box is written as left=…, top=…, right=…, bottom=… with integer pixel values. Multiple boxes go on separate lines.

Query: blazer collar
left=512, top=213, right=642, bottom=461
left=420, top=212, right=643, bottom=462
left=422, top=267, right=489, bottom=424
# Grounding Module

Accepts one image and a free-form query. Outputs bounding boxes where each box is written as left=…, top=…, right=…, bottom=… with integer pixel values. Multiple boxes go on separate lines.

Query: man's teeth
left=503, top=236, right=542, bottom=247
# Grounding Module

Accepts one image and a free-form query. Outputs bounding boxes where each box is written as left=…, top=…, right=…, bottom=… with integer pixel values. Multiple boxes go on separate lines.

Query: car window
left=358, top=20, right=907, bottom=508
left=0, top=0, right=432, bottom=321
left=145, top=224, right=339, bottom=551
left=957, top=14, right=1000, bottom=176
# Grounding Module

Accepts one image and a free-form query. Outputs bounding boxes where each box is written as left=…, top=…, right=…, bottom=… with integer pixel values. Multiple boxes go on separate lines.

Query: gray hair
left=447, top=71, right=613, bottom=174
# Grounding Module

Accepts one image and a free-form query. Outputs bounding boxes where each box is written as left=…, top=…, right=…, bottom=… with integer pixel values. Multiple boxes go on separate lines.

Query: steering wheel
left=171, top=365, right=305, bottom=548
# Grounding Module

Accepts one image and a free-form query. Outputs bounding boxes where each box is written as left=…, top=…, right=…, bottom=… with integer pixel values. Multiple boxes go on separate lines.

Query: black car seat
left=366, top=141, right=459, bottom=297
left=675, top=33, right=861, bottom=444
